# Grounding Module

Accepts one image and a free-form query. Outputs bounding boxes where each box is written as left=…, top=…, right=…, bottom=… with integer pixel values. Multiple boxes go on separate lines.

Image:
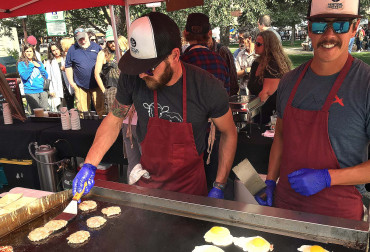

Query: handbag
left=43, top=78, right=50, bottom=92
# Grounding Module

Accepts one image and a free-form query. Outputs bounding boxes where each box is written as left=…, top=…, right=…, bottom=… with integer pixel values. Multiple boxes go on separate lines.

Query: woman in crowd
left=248, top=30, right=291, bottom=124
left=44, top=42, right=65, bottom=111
left=60, top=37, right=75, bottom=109
left=18, top=43, right=49, bottom=112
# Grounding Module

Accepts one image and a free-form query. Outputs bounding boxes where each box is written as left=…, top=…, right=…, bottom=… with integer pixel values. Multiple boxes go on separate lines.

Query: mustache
left=317, top=39, right=342, bottom=48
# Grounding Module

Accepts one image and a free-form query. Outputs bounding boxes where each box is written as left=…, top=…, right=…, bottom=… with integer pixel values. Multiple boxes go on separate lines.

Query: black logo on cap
left=130, top=38, right=136, bottom=47
left=332, top=0, right=340, bottom=2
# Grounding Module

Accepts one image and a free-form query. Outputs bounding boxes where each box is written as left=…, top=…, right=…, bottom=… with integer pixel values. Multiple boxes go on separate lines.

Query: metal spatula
left=233, top=159, right=266, bottom=196
left=53, top=182, right=87, bottom=222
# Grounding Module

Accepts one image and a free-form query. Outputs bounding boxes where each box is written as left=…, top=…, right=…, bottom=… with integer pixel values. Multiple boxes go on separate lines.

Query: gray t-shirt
left=267, top=27, right=282, bottom=43
left=116, top=62, right=230, bottom=155
left=277, top=59, right=370, bottom=192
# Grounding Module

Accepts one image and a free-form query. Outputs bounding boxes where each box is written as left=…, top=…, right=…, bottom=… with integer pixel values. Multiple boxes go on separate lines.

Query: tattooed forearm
left=112, top=99, right=131, bottom=119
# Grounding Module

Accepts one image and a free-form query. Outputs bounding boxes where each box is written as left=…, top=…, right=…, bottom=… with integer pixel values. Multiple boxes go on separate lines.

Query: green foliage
left=5, top=48, right=19, bottom=60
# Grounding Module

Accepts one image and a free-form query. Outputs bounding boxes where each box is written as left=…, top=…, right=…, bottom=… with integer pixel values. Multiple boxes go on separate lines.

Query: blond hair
left=60, top=37, right=75, bottom=53
left=118, top=35, right=129, bottom=55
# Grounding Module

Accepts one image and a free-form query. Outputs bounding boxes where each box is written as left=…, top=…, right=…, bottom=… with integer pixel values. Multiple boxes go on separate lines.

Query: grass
left=228, top=43, right=370, bottom=69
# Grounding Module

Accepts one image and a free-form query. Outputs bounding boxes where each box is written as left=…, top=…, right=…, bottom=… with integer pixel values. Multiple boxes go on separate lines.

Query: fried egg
left=297, top=245, right=328, bottom=252
left=233, top=236, right=273, bottom=252
left=192, top=245, right=225, bottom=252
left=204, top=226, right=233, bottom=246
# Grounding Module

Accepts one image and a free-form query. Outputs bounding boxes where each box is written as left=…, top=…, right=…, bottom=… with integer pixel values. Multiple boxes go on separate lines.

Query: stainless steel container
left=35, top=145, right=58, bottom=192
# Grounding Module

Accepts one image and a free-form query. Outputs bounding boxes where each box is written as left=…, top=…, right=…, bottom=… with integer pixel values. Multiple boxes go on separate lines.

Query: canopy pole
left=9, top=0, right=40, bottom=12
left=109, top=5, right=121, bottom=62
left=125, top=0, right=131, bottom=29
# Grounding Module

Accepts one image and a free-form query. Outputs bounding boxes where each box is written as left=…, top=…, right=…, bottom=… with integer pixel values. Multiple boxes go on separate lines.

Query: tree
left=269, top=0, right=309, bottom=45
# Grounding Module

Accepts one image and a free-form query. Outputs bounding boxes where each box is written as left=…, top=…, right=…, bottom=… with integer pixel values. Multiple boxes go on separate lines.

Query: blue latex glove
left=208, top=187, right=224, bottom=199
left=254, top=180, right=276, bottom=206
left=288, top=168, right=331, bottom=196
left=72, top=163, right=97, bottom=202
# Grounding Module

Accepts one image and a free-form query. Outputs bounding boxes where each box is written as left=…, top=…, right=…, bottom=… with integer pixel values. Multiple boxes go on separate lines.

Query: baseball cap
left=307, top=0, right=361, bottom=20
left=74, top=28, right=87, bottom=41
left=105, top=26, right=114, bottom=42
left=26, top=36, right=37, bottom=46
left=185, top=13, right=211, bottom=34
left=118, top=12, right=181, bottom=75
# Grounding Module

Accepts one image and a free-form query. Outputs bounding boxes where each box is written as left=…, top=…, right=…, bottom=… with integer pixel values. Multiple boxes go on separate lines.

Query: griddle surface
left=0, top=195, right=363, bottom=252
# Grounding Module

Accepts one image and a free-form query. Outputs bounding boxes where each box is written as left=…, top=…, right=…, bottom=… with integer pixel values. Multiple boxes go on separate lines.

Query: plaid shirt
left=181, top=44, right=230, bottom=94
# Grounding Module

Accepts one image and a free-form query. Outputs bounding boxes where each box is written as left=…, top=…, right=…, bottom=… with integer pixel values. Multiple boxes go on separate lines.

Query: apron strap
left=287, top=59, right=312, bottom=106
left=153, top=90, right=159, bottom=118
left=181, top=62, right=187, bottom=123
left=321, top=54, right=354, bottom=112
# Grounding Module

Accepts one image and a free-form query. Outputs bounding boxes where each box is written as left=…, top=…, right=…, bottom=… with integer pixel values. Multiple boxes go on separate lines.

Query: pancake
left=67, top=230, right=90, bottom=244
left=44, top=220, right=68, bottom=232
left=0, top=246, right=14, bottom=252
left=101, top=206, right=121, bottom=217
left=28, top=227, right=52, bottom=242
left=78, top=200, right=97, bottom=211
left=86, top=216, right=107, bottom=228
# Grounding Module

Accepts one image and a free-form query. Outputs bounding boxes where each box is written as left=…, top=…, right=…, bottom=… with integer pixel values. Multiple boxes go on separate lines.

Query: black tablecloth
left=0, top=117, right=125, bottom=164
left=0, top=118, right=56, bottom=159
left=233, top=124, right=273, bottom=175
left=38, top=119, right=125, bottom=164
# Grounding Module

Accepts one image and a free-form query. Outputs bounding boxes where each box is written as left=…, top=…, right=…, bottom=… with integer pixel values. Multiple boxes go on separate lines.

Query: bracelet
left=213, top=181, right=226, bottom=191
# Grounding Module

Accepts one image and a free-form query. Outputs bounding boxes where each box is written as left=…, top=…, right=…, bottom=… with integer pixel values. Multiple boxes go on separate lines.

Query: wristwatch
left=213, top=181, right=226, bottom=191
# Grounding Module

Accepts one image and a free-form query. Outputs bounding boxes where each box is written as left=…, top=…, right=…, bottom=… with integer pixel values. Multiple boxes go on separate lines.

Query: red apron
left=136, top=63, right=208, bottom=196
left=275, top=54, right=363, bottom=220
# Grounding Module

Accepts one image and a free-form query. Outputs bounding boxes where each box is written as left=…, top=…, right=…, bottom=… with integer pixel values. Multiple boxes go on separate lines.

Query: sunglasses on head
left=310, top=20, right=355, bottom=34
left=255, top=42, right=264, bottom=47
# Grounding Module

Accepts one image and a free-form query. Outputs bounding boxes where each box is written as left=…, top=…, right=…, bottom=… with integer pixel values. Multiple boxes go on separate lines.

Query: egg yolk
left=210, top=227, right=227, bottom=235
left=251, top=237, right=266, bottom=247
left=310, top=245, right=325, bottom=252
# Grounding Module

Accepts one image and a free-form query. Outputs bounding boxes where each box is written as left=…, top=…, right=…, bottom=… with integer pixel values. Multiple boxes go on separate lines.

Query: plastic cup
left=34, top=108, right=44, bottom=117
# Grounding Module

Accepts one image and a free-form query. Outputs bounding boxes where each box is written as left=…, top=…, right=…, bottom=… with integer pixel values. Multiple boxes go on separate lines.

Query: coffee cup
left=34, top=108, right=44, bottom=117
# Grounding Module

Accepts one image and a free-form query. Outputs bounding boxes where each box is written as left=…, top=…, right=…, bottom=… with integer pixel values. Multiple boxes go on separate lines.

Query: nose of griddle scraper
left=53, top=182, right=87, bottom=222
left=232, top=159, right=267, bottom=196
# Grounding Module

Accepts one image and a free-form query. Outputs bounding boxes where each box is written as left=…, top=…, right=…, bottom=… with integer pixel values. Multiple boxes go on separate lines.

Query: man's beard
left=78, top=41, right=90, bottom=49
left=143, top=60, right=173, bottom=90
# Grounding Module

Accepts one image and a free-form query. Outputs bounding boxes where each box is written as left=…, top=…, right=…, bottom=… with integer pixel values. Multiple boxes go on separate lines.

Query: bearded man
left=72, top=12, right=237, bottom=199
left=65, top=28, right=104, bottom=117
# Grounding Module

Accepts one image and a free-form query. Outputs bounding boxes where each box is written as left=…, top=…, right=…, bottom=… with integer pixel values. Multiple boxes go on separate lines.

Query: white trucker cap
left=118, top=12, right=181, bottom=75
left=308, top=0, right=361, bottom=20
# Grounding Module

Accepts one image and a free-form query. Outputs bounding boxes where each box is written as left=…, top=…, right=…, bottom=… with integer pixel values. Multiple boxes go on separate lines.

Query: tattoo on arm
left=112, top=99, right=131, bottom=119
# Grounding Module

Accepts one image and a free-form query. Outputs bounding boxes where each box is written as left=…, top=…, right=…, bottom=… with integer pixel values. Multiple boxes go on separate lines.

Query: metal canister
left=35, top=145, right=59, bottom=192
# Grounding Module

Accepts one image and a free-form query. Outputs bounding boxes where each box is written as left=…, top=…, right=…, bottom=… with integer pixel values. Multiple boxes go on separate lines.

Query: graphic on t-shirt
left=333, top=95, right=344, bottom=107
left=30, top=67, right=41, bottom=86
left=143, top=102, right=183, bottom=122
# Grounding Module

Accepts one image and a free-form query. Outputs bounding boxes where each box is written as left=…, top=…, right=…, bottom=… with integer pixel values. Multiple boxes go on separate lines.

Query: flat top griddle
left=0, top=194, right=363, bottom=252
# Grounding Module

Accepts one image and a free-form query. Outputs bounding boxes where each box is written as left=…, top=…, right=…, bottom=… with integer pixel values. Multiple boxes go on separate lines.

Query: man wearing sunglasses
left=255, top=0, right=370, bottom=220
left=72, top=12, right=237, bottom=200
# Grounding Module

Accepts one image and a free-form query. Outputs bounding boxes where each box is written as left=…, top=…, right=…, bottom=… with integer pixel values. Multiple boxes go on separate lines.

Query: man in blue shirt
left=65, top=28, right=104, bottom=117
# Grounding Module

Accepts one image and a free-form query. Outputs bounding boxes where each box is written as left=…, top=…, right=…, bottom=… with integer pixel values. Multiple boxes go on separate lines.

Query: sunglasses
left=255, top=42, right=264, bottom=47
left=310, top=20, right=354, bottom=34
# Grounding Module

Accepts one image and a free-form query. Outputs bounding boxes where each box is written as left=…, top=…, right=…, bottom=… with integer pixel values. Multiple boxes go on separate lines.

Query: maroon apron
left=136, top=63, right=208, bottom=196
left=275, top=54, right=363, bottom=220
